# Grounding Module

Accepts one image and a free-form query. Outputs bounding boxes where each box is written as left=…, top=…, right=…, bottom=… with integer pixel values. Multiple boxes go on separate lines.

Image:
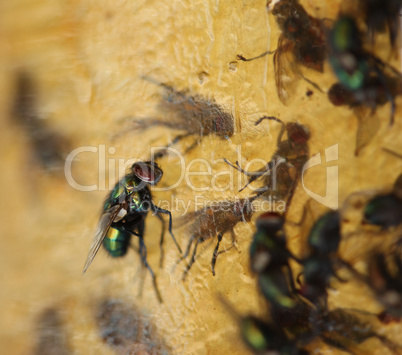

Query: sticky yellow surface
left=0, top=0, right=401, bottom=354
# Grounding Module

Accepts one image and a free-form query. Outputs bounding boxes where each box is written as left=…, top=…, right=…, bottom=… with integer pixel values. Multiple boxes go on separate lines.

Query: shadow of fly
left=174, top=196, right=259, bottom=279
left=115, top=78, right=234, bottom=159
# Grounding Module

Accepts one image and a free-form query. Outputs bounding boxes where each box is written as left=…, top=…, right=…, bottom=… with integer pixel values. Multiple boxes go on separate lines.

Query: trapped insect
left=250, top=212, right=311, bottom=332
left=353, top=0, right=402, bottom=52
left=364, top=172, right=402, bottom=228
left=328, top=16, right=402, bottom=126
left=174, top=197, right=257, bottom=279
left=249, top=210, right=401, bottom=354
left=219, top=296, right=310, bottom=355
left=225, top=116, right=310, bottom=212
left=238, top=0, right=326, bottom=104
left=296, top=211, right=347, bottom=310
left=83, top=161, right=182, bottom=302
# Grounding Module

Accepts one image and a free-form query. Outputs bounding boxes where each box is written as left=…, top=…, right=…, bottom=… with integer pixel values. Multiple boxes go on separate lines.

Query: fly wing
left=83, top=204, right=123, bottom=274
left=296, top=198, right=329, bottom=258
left=274, top=36, right=298, bottom=106
left=173, top=206, right=214, bottom=230
left=112, top=117, right=180, bottom=141
left=340, top=187, right=401, bottom=265
left=174, top=210, right=202, bottom=229
left=353, top=107, right=380, bottom=156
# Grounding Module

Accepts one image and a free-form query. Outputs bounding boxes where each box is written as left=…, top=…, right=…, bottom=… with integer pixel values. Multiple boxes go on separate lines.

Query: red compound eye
left=328, top=83, right=349, bottom=106
left=378, top=311, right=400, bottom=325
left=286, top=19, right=300, bottom=33
left=287, top=123, right=310, bottom=144
left=256, top=212, right=284, bottom=228
left=260, top=212, right=280, bottom=219
left=132, top=162, right=163, bottom=185
left=213, top=116, right=224, bottom=132
left=213, top=115, right=233, bottom=137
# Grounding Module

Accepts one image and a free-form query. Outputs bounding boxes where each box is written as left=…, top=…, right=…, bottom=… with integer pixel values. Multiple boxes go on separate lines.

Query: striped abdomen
left=103, top=227, right=132, bottom=257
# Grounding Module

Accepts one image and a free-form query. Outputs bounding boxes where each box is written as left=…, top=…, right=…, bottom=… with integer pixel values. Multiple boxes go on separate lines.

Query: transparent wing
left=173, top=205, right=216, bottom=231
left=83, top=204, right=123, bottom=274
left=354, top=107, right=380, bottom=156
left=112, top=116, right=179, bottom=141
left=274, top=36, right=298, bottom=106
left=340, top=188, right=401, bottom=266
left=174, top=210, right=203, bottom=229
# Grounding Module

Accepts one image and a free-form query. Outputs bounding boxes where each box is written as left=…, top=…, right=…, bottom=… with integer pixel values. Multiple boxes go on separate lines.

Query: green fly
left=364, top=172, right=402, bottom=228
left=219, top=295, right=310, bottom=355
left=83, top=161, right=182, bottom=302
left=328, top=16, right=402, bottom=125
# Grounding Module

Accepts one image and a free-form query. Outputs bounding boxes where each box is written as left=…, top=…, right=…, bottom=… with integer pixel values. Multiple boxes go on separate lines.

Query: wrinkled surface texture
left=0, top=0, right=401, bottom=354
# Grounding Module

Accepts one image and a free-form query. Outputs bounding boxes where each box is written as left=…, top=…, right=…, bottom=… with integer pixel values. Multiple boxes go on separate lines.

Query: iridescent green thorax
left=250, top=228, right=288, bottom=272
left=303, top=256, right=333, bottom=283
left=100, top=174, right=150, bottom=257
left=332, top=59, right=367, bottom=91
left=250, top=213, right=290, bottom=273
left=103, top=227, right=132, bottom=257
left=308, top=211, right=341, bottom=255
left=250, top=229, right=282, bottom=256
left=103, top=174, right=150, bottom=213
left=329, top=17, right=368, bottom=91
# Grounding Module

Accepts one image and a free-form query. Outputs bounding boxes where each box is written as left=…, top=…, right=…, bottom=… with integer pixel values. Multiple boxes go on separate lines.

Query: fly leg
left=229, top=229, right=238, bottom=250
left=121, top=226, right=142, bottom=238
left=255, top=115, right=283, bottom=126
left=224, top=158, right=272, bottom=192
left=152, top=133, right=192, bottom=160
left=154, top=212, right=166, bottom=268
left=211, top=233, right=223, bottom=276
left=335, top=258, right=364, bottom=282
left=223, top=158, right=270, bottom=177
left=296, top=271, right=304, bottom=287
left=283, top=170, right=298, bottom=218
left=172, top=234, right=196, bottom=273
left=237, top=50, right=276, bottom=62
left=132, top=238, right=146, bottom=299
left=151, top=204, right=182, bottom=254
left=254, top=116, right=286, bottom=146
left=182, top=137, right=201, bottom=155
left=182, top=238, right=204, bottom=280
left=212, top=230, right=238, bottom=273
left=300, top=73, right=324, bottom=93
left=285, top=264, right=297, bottom=295
left=138, top=237, right=163, bottom=303
left=135, top=220, right=162, bottom=303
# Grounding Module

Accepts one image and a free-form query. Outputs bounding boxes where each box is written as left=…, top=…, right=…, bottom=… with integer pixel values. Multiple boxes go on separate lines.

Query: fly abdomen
left=103, top=227, right=132, bottom=257
left=364, top=194, right=402, bottom=228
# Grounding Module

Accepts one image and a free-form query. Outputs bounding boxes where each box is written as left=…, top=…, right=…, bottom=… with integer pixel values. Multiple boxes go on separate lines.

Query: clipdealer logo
left=301, top=144, right=339, bottom=210
left=64, top=143, right=339, bottom=210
